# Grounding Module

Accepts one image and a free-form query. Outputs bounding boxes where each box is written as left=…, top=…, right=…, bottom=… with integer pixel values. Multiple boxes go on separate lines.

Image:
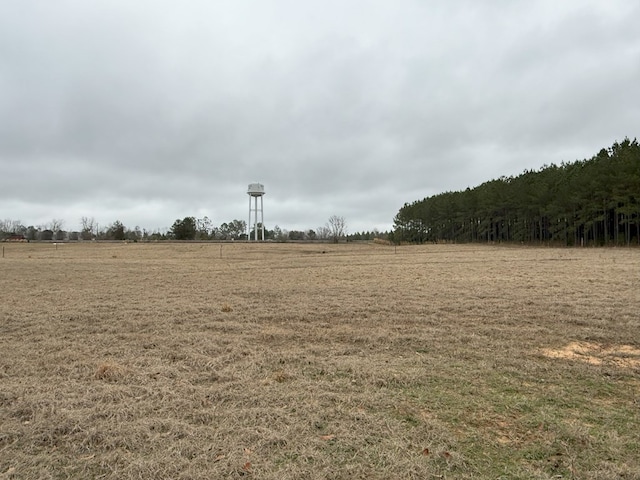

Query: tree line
left=391, top=138, right=640, bottom=246
left=168, top=214, right=350, bottom=242
left=0, top=216, right=247, bottom=242
left=0, top=214, right=362, bottom=243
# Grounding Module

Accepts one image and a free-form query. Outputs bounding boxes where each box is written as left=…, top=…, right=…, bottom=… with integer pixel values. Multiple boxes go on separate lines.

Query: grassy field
left=1, top=242, right=639, bottom=479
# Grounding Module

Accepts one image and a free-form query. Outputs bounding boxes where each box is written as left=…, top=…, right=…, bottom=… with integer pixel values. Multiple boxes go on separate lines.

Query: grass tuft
left=94, top=362, right=127, bottom=381
left=221, top=303, right=233, bottom=312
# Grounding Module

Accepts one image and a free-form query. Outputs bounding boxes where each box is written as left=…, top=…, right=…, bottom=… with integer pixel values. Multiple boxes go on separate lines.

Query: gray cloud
left=1, top=0, right=639, bottom=232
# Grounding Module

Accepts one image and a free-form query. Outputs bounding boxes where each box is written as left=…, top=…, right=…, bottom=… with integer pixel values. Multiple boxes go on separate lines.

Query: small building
left=7, top=234, right=26, bottom=242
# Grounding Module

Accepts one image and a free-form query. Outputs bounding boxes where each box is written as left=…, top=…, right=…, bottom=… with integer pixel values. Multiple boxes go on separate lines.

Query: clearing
left=1, top=242, right=639, bottom=479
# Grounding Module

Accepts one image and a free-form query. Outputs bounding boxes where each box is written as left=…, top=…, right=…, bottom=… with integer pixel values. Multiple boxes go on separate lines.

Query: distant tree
left=327, top=215, right=347, bottom=243
left=49, top=219, right=64, bottom=236
left=217, top=220, right=246, bottom=240
left=388, top=230, right=396, bottom=244
left=107, top=221, right=126, bottom=241
left=0, top=219, right=10, bottom=235
left=271, top=225, right=289, bottom=242
left=196, top=216, right=213, bottom=240
left=126, top=226, right=142, bottom=242
left=218, top=223, right=230, bottom=240
left=288, top=230, right=305, bottom=240
left=80, top=216, right=96, bottom=240
left=307, top=229, right=317, bottom=240
left=228, top=219, right=247, bottom=240
left=316, top=226, right=330, bottom=241
left=40, top=229, right=54, bottom=241
left=0, top=219, right=26, bottom=239
left=26, top=226, right=38, bottom=241
left=147, top=230, right=168, bottom=241
left=95, top=225, right=107, bottom=240
left=170, top=217, right=197, bottom=240
left=272, top=225, right=283, bottom=241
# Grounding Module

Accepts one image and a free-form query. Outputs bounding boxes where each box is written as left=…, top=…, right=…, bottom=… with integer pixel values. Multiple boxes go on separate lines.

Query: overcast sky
left=1, top=1, right=639, bottom=234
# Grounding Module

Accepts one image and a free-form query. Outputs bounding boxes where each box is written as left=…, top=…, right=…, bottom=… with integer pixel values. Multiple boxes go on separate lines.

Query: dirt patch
left=541, top=341, right=640, bottom=369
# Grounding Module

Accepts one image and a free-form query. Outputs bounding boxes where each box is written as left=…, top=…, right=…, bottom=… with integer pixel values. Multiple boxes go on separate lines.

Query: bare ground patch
left=540, top=341, right=640, bottom=369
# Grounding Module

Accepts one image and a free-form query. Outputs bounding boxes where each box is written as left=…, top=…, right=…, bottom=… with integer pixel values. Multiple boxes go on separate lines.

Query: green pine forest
left=392, top=138, right=640, bottom=246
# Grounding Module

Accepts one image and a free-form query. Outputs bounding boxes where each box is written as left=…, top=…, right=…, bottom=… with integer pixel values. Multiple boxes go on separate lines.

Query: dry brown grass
left=1, top=242, right=639, bottom=479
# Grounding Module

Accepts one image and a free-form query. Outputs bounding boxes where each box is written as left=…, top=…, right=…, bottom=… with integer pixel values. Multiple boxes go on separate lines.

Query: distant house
left=7, top=234, right=26, bottom=242
left=40, top=230, right=54, bottom=241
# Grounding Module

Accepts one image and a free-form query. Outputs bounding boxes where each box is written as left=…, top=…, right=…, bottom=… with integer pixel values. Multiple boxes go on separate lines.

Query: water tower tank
left=247, top=183, right=265, bottom=196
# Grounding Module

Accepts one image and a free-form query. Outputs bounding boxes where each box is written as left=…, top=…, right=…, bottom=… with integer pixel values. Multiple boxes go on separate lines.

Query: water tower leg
left=254, top=196, right=258, bottom=241
left=260, top=195, right=264, bottom=241
left=248, top=195, right=252, bottom=240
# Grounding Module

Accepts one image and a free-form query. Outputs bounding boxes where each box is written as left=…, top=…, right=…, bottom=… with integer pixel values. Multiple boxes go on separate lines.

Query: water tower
left=247, top=183, right=265, bottom=241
